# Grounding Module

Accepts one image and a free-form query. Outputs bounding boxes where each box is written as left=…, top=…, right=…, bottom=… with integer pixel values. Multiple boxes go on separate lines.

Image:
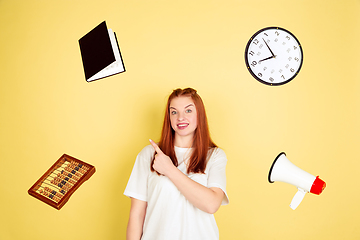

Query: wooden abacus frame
left=28, top=154, right=95, bottom=210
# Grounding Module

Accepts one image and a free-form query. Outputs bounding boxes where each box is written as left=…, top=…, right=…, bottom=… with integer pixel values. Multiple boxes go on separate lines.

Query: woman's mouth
left=177, top=123, right=189, bottom=130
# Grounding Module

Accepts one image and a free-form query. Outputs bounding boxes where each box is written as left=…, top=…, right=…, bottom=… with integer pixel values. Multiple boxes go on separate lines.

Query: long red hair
left=151, top=88, right=217, bottom=174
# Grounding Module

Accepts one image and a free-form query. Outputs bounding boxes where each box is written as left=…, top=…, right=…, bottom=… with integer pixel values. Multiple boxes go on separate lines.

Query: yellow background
left=1, top=0, right=359, bottom=239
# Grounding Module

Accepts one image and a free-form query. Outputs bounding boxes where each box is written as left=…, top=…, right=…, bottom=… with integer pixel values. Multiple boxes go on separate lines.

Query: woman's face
left=169, top=96, right=198, bottom=142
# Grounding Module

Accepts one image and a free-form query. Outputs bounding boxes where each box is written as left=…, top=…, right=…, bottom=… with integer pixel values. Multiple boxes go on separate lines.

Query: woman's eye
left=171, top=111, right=177, bottom=115
left=186, top=109, right=192, bottom=113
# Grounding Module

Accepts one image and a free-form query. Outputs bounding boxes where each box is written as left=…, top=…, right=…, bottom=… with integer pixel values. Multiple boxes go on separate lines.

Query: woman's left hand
left=150, top=139, right=175, bottom=176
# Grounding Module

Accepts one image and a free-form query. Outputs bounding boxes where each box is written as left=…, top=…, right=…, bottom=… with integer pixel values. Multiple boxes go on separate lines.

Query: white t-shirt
left=124, top=145, right=229, bottom=240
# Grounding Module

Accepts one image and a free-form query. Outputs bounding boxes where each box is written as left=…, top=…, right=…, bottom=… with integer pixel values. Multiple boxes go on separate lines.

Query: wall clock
left=245, top=27, right=303, bottom=86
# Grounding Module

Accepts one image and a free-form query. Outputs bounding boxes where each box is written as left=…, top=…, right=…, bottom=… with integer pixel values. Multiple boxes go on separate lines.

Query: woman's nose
left=178, top=112, right=185, bottom=120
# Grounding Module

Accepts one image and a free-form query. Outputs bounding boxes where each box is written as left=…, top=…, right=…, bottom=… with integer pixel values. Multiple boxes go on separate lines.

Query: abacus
left=28, top=154, right=95, bottom=210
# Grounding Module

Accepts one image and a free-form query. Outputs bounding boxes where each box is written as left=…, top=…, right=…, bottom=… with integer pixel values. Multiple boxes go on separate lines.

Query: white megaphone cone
left=268, top=152, right=326, bottom=210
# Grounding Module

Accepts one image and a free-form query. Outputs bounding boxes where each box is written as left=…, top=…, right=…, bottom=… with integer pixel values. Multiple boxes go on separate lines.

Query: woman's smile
left=177, top=123, right=189, bottom=130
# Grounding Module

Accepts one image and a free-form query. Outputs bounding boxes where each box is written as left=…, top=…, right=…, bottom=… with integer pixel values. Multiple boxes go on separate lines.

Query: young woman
left=124, top=88, right=229, bottom=240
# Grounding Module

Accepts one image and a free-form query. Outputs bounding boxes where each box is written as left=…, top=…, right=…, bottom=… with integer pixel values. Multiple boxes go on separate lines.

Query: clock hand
left=258, top=55, right=275, bottom=63
left=263, top=38, right=276, bottom=57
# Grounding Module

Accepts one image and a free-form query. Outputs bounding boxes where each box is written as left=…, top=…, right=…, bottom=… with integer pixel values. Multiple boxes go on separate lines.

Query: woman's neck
left=174, top=135, right=193, bottom=148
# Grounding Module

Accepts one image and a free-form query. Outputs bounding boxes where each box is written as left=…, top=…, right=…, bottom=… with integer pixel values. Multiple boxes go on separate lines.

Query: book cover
left=79, top=21, right=125, bottom=82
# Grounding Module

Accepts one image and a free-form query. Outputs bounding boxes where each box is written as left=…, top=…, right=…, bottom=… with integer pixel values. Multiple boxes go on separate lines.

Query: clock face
left=245, top=27, right=303, bottom=86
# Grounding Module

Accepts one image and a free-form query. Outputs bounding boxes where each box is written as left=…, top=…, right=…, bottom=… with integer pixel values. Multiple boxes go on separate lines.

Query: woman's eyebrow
left=169, top=104, right=194, bottom=110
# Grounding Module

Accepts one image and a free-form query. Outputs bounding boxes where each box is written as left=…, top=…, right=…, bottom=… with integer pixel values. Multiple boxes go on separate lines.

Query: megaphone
left=268, top=152, right=326, bottom=210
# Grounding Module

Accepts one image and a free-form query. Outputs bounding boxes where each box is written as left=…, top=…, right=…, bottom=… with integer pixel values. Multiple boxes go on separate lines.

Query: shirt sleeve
left=123, top=145, right=154, bottom=202
left=207, top=148, right=229, bottom=205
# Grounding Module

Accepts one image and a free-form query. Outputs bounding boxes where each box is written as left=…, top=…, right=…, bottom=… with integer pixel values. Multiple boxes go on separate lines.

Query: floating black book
left=79, top=21, right=125, bottom=82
